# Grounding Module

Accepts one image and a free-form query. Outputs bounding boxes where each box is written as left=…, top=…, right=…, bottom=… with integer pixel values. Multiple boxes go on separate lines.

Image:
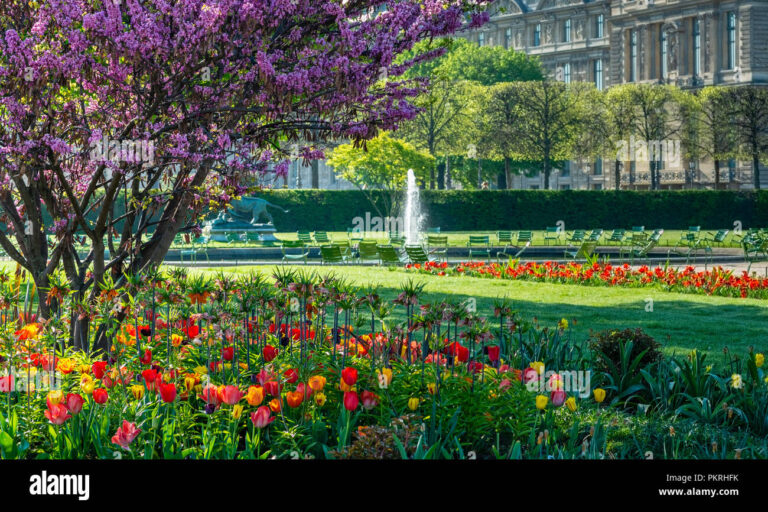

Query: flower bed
left=1, top=268, right=767, bottom=459
left=406, top=261, right=768, bottom=299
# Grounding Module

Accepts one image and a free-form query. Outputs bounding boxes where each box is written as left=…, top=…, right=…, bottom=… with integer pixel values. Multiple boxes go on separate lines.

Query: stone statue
left=206, top=197, right=289, bottom=242
left=213, top=197, right=289, bottom=226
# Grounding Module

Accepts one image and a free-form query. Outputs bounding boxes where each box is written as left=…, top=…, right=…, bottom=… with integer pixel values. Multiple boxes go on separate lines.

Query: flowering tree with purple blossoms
left=0, top=0, right=489, bottom=350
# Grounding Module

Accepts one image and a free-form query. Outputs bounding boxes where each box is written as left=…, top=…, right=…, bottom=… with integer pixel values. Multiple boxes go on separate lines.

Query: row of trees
left=338, top=39, right=768, bottom=191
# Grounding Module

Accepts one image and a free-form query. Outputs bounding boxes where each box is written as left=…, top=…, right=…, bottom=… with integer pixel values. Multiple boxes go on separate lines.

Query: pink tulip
left=112, top=420, right=141, bottom=449
left=250, top=406, right=275, bottom=429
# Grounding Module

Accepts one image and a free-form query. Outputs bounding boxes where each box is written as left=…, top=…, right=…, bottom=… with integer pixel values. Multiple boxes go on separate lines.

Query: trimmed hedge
left=264, top=189, right=768, bottom=232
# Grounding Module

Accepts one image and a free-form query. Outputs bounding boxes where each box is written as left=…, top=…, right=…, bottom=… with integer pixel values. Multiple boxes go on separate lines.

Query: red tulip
left=141, top=369, right=158, bottom=391
left=341, top=367, right=358, bottom=386
left=92, top=361, right=107, bottom=379
left=551, top=389, right=567, bottom=407
left=159, top=382, right=177, bottom=403
left=263, top=381, right=281, bottom=396
left=262, top=345, right=278, bottom=362
left=219, top=385, right=243, bottom=405
left=112, top=420, right=141, bottom=449
left=468, top=361, right=484, bottom=374
left=0, top=375, right=14, bottom=392
left=140, top=349, right=152, bottom=365
left=286, top=390, right=303, bottom=408
left=445, top=342, right=469, bottom=363
left=44, top=404, right=71, bottom=425
left=487, top=345, right=500, bottom=362
left=93, top=388, right=109, bottom=404
left=360, top=390, right=378, bottom=410
left=65, top=393, right=84, bottom=415
left=250, top=406, right=275, bottom=428
left=522, top=367, right=539, bottom=384
left=283, top=368, right=299, bottom=384
left=199, top=384, right=221, bottom=406
left=343, top=391, right=359, bottom=411
left=221, top=346, right=234, bottom=361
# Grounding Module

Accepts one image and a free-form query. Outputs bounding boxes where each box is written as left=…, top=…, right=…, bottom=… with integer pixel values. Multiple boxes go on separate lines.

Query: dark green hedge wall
left=264, top=190, right=768, bottom=232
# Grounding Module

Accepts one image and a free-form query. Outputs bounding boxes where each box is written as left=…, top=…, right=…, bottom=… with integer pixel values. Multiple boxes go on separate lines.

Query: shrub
left=588, top=328, right=664, bottom=377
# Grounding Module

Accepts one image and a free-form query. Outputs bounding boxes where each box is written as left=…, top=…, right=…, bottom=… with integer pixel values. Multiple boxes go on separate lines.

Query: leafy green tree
left=326, top=133, right=434, bottom=218
left=726, top=86, right=768, bottom=190
left=597, top=85, right=638, bottom=190
left=622, top=84, right=685, bottom=190
left=438, top=38, right=544, bottom=85
left=488, top=81, right=587, bottom=189
left=680, top=87, right=737, bottom=189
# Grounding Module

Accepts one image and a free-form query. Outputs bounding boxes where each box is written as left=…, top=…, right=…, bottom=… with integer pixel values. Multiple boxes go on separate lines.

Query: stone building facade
left=468, top=0, right=768, bottom=190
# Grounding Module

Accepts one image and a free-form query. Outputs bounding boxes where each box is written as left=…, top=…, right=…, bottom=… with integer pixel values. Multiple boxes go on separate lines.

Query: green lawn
left=190, top=264, right=768, bottom=369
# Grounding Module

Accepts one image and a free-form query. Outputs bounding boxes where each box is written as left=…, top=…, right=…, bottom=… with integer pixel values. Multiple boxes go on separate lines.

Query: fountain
left=401, top=169, right=424, bottom=246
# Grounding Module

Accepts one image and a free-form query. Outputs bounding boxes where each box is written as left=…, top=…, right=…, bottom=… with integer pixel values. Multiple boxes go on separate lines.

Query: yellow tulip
left=408, top=397, right=420, bottom=411
left=427, top=383, right=437, bottom=395
left=535, top=395, right=548, bottom=410
left=245, top=385, right=264, bottom=406
left=184, top=375, right=197, bottom=391
left=131, top=384, right=145, bottom=400
left=47, top=390, right=64, bottom=405
left=376, top=368, right=393, bottom=389
left=558, top=318, right=568, bottom=330
left=756, top=353, right=765, bottom=368
left=593, top=388, right=606, bottom=403
left=529, top=361, right=545, bottom=375
left=308, top=375, right=326, bottom=392
left=232, top=404, right=244, bottom=419
left=565, top=396, right=577, bottom=412
left=81, top=379, right=95, bottom=395
left=314, top=392, right=327, bottom=407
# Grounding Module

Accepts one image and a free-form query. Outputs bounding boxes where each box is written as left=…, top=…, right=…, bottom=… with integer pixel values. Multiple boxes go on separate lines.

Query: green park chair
left=703, top=229, right=729, bottom=247
left=564, top=240, right=598, bottom=260
left=467, top=235, right=491, bottom=262
left=497, top=239, right=531, bottom=262
left=377, top=245, right=404, bottom=266
left=314, top=231, right=332, bottom=245
left=357, top=240, right=380, bottom=264
left=332, top=240, right=353, bottom=259
left=405, top=245, right=435, bottom=265
left=680, top=226, right=701, bottom=243
left=497, top=231, right=514, bottom=247
left=626, top=230, right=664, bottom=264
left=245, top=232, right=262, bottom=244
left=297, top=231, right=313, bottom=247
left=516, top=231, right=533, bottom=246
left=543, top=227, right=562, bottom=246
left=426, top=235, right=449, bottom=262
left=347, top=228, right=364, bottom=243
left=566, top=230, right=586, bottom=244
left=742, top=234, right=768, bottom=272
left=388, top=234, right=406, bottom=247
left=586, top=229, right=604, bottom=243
left=606, top=229, right=626, bottom=246
left=320, top=244, right=348, bottom=265
left=667, top=231, right=706, bottom=264
left=281, top=240, right=310, bottom=264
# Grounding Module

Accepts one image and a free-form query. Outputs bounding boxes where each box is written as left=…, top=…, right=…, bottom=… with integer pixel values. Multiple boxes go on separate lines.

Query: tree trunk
left=504, top=157, right=511, bottom=190
left=437, top=161, right=445, bottom=190
left=445, top=156, right=451, bottom=190
left=650, top=160, right=657, bottom=190
left=754, top=152, right=762, bottom=190
left=614, top=159, right=621, bottom=190
left=311, top=160, right=319, bottom=189
left=714, top=159, right=721, bottom=189
left=543, top=163, right=551, bottom=190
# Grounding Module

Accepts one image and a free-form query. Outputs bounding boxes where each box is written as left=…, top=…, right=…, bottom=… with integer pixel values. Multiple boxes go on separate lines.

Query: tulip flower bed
left=1, top=267, right=768, bottom=460
left=406, top=261, right=768, bottom=299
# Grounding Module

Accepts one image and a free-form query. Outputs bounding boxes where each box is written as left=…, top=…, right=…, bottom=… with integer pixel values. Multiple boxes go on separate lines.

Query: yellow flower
left=47, top=390, right=64, bottom=406
left=171, top=334, right=184, bottom=347
left=339, top=378, right=354, bottom=392
left=308, top=375, right=326, bottom=392
left=376, top=368, right=393, bottom=389
left=535, top=395, right=548, bottom=410
left=730, top=374, right=743, bottom=389
left=78, top=364, right=91, bottom=374
left=80, top=375, right=95, bottom=395
left=593, top=388, right=606, bottom=403
left=565, top=396, right=577, bottom=412
left=232, top=404, right=244, bottom=419
left=57, top=358, right=76, bottom=374
left=558, top=318, right=568, bottom=330
left=314, top=392, right=327, bottom=407
left=427, top=383, right=437, bottom=395
left=245, top=385, right=264, bottom=406
left=184, top=375, right=197, bottom=391
left=529, top=361, right=545, bottom=375
left=408, top=397, right=420, bottom=411
left=131, top=384, right=145, bottom=400
left=756, top=353, right=765, bottom=368
left=193, top=365, right=208, bottom=375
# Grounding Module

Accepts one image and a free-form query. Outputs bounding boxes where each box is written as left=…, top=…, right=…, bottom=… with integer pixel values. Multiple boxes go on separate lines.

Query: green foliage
left=589, top=328, right=664, bottom=378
